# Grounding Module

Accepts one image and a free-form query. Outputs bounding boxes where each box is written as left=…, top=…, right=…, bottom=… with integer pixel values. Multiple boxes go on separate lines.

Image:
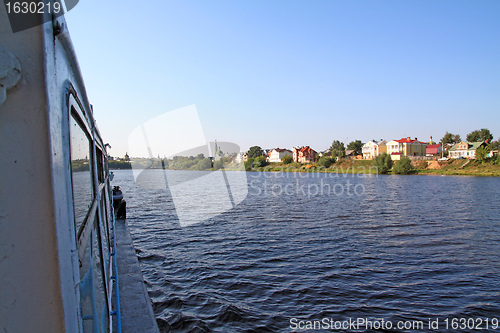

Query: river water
left=111, top=169, right=500, bottom=332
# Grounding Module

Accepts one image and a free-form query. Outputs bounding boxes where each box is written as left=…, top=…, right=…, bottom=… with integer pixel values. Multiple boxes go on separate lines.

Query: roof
left=363, top=140, right=386, bottom=147
left=273, top=148, right=291, bottom=153
left=469, top=142, right=485, bottom=150
left=449, top=141, right=485, bottom=151
left=294, top=146, right=317, bottom=154
left=426, top=144, right=441, bottom=155
left=395, top=137, right=426, bottom=144
left=345, top=149, right=356, bottom=156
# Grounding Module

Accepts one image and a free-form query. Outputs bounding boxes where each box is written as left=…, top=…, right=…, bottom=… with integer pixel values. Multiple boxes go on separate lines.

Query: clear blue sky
left=66, top=0, right=500, bottom=157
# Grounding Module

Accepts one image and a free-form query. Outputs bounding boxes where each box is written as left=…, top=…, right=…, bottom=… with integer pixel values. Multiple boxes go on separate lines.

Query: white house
left=268, top=148, right=293, bottom=163
left=448, top=141, right=486, bottom=159
left=362, top=140, right=386, bottom=159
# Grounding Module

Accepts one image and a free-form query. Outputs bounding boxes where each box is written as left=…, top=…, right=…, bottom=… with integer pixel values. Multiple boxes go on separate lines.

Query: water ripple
left=111, top=170, right=500, bottom=332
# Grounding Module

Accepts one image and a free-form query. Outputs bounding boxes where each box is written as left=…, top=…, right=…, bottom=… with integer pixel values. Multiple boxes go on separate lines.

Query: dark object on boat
left=113, top=186, right=127, bottom=219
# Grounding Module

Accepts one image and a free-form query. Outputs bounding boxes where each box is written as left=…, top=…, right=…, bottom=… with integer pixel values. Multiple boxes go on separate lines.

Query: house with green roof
left=448, top=141, right=486, bottom=159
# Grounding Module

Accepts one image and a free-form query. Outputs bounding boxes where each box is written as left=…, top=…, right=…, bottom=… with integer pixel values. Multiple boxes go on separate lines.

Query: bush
left=393, top=157, right=415, bottom=175
left=195, top=158, right=212, bottom=170
left=213, top=159, right=223, bottom=170
left=475, top=146, right=490, bottom=163
left=373, top=153, right=393, bottom=174
left=317, top=156, right=333, bottom=168
left=253, top=156, right=269, bottom=168
left=244, top=157, right=255, bottom=171
left=282, top=154, right=293, bottom=164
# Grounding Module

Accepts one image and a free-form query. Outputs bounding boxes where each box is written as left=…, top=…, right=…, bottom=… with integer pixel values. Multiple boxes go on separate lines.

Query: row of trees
left=440, top=128, right=497, bottom=146
left=244, top=128, right=497, bottom=171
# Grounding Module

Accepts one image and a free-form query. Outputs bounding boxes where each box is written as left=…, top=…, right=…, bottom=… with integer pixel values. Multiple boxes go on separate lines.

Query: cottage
left=292, top=146, right=317, bottom=163
left=268, top=148, right=293, bottom=163
left=448, top=141, right=486, bottom=159
left=345, top=150, right=362, bottom=160
left=362, top=140, right=386, bottom=159
left=426, top=144, right=442, bottom=157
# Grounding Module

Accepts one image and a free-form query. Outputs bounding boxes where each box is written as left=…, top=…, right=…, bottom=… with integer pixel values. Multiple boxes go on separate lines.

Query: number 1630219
left=5, top=2, right=62, bottom=14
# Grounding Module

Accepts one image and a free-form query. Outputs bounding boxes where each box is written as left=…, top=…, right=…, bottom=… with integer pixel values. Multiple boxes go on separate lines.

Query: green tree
left=247, top=146, right=264, bottom=158
left=392, top=157, right=415, bottom=175
left=373, top=153, right=393, bottom=174
left=466, top=128, right=493, bottom=142
left=440, top=132, right=461, bottom=144
left=195, top=158, right=212, bottom=170
left=475, top=146, right=490, bottom=162
left=244, top=157, right=255, bottom=171
left=253, top=156, right=268, bottom=168
left=213, top=159, right=224, bottom=170
left=282, top=154, right=293, bottom=164
left=489, top=139, right=500, bottom=151
left=330, top=140, right=346, bottom=159
left=317, top=156, right=333, bottom=168
left=347, top=140, right=363, bottom=155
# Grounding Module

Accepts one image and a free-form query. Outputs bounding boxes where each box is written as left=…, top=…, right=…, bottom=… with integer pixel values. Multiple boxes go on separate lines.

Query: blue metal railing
left=109, top=182, right=122, bottom=333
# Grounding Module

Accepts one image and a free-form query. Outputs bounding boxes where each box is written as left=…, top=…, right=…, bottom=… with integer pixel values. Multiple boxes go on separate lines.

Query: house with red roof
left=426, top=144, right=442, bottom=156
left=292, top=146, right=317, bottom=163
left=386, top=137, right=427, bottom=160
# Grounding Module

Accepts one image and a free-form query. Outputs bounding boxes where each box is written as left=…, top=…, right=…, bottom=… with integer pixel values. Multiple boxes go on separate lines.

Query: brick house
left=292, top=146, right=317, bottom=163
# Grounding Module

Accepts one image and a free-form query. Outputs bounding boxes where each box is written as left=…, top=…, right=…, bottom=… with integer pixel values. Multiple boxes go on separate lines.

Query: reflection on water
left=112, top=170, right=500, bottom=332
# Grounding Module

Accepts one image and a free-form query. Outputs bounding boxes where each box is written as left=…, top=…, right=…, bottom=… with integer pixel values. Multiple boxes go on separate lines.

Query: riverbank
left=109, top=158, right=500, bottom=177
left=251, top=159, right=500, bottom=177
left=416, top=159, right=500, bottom=177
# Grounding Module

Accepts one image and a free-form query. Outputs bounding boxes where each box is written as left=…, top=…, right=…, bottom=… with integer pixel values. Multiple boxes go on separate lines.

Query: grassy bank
left=417, top=159, right=500, bottom=177
left=252, top=159, right=500, bottom=177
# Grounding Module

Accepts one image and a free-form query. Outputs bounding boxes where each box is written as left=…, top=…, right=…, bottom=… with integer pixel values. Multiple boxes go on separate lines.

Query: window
left=70, top=113, right=93, bottom=234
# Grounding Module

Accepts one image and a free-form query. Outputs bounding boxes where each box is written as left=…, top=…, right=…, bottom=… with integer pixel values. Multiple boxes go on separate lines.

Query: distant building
left=362, top=140, right=387, bottom=160
left=386, top=137, right=426, bottom=160
left=268, top=148, right=293, bottom=163
left=292, top=146, right=317, bottom=163
left=124, top=152, right=130, bottom=161
left=426, top=144, right=442, bottom=156
left=234, top=152, right=245, bottom=163
left=345, top=150, right=362, bottom=160
left=448, top=141, right=486, bottom=159
left=318, top=150, right=332, bottom=158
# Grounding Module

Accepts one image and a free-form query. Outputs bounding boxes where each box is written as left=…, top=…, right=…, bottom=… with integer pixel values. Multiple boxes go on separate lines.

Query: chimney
left=407, top=137, right=410, bottom=140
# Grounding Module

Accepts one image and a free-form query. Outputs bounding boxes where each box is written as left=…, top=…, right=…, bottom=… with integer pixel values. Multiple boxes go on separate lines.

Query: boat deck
left=115, top=219, right=160, bottom=333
